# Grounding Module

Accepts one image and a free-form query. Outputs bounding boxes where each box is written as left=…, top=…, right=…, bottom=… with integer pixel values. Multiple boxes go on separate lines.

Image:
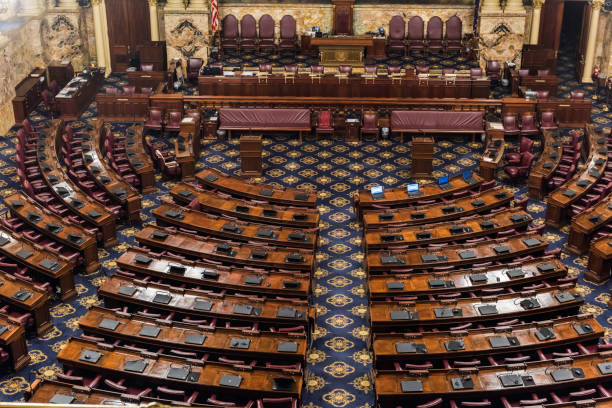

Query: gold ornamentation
left=591, top=0, right=605, bottom=11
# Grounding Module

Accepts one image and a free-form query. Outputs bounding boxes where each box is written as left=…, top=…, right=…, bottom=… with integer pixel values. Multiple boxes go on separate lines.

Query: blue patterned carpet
left=0, top=44, right=611, bottom=408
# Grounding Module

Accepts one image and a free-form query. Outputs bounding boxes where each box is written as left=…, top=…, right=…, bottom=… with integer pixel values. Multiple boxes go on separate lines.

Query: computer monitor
left=438, top=176, right=449, bottom=185
left=407, top=183, right=419, bottom=192
left=462, top=171, right=472, bottom=180
left=371, top=186, right=383, bottom=195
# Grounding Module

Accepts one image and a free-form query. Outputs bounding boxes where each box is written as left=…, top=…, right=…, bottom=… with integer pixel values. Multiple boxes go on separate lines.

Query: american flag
left=210, top=0, right=219, bottom=33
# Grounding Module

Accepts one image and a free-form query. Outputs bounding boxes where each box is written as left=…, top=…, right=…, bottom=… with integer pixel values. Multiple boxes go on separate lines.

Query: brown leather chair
left=221, top=14, right=239, bottom=54
left=570, top=90, right=585, bottom=99
left=140, top=87, right=153, bottom=94
left=387, top=65, right=402, bottom=75
left=387, top=15, right=406, bottom=55
left=444, top=16, right=462, bottom=55
left=279, top=15, right=297, bottom=54
left=144, top=108, right=163, bottom=133
left=486, top=60, right=501, bottom=83
left=315, top=110, right=334, bottom=139
left=537, top=69, right=550, bottom=76
left=536, top=90, right=550, bottom=99
left=540, top=111, right=558, bottom=131
left=518, top=69, right=530, bottom=77
left=503, top=115, right=520, bottom=136
left=140, top=64, right=154, bottom=71
left=520, top=114, right=539, bottom=136
left=338, top=65, right=352, bottom=75
left=105, top=87, right=118, bottom=95
left=122, top=86, right=136, bottom=95
left=258, top=14, right=276, bottom=53
left=240, top=14, right=257, bottom=53
left=165, top=111, right=182, bottom=135
left=470, top=68, right=483, bottom=79
left=407, top=16, right=425, bottom=54
left=426, top=16, right=443, bottom=54
left=187, top=58, right=203, bottom=81
left=361, top=111, right=379, bottom=140
left=259, top=63, right=273, bottom=74
left=416, top=65, right=430, bottom=74
left=364, top=65, right=377, bottom=75
left=442, top=68, right=455, bottom=75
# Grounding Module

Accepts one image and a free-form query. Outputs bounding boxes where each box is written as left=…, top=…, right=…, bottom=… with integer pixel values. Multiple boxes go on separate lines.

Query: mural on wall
left=478, top=17, right=525, bottom=66
left=40, top=14, right=84, bottom=65
left=168, top=19, right=208, bottom=58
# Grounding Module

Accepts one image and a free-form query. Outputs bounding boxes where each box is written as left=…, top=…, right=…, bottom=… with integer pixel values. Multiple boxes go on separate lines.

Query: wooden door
left=106, top=0, right=151, bottom=72
left=576, top=2, right=591, bottom=80
left=539, top=0, right=564, bottom=53
left=332, top=0, right=354, bottom=35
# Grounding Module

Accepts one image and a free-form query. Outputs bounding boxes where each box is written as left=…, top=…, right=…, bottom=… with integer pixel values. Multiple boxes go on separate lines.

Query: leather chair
left=338, top=65, right=352, bottom=76
left=258, top=398, right=298, bottom=408
left=570, top=90, right=585, bottom=99
left=41, top=89, right=59, bottom=117
left=361, top=111, right=379, bottom=140
left=504, top=151, right=535, bottom=182
left=221, top=14, right=239, bottom=54
left=187, top=58, right=203, bottom=81
left=444, top=16, right=462, bottom=55
left=518, top=69, right=530, bottom=77
left=122, top=86, right=135, bottom=95
left=258, top=14, right=276, bottom=53
left=388, top=65, right=402, bottom=75
left=536, top=90, right=550, bottom=99
left=416, top=65, right=430, bottom=74
left=364, top=65, right=377, bottom=75
left=502, top=115, right=520, bottom=136
left=426, top=16, right=443, bottom=54
left=140, top=63, right=154, bottom=71
left=310, top=64, right=324, bottom=80
left=315, top=110, right=334, bottom=139
left=49, top=80, right=60, bottom=96
left=470, top=68, right=482, bottom=79
left=105, top=87, right=118, bottom=95
left=407, top=16, right=425, bottom=54
left=155, top=150, right=181, bottom=179
left=387, top=15, right=406, bottom=55
left=284, top=64, right=297, bottom=82
left=486, top=60, right=501, bottom=83
left=520, top=114, right=539, bottom=136
left=504, top=136, right=534, bottom=164
left=540, top=111, right=558, bottom=131
left=279, top=15, right=297, bottom=54
left=165, top=111, right=182, bottom=135
left=259, top=63, right=273, bottom=74
left=240, top=14, right=258, bottom=53
left=537, top=69, right=550, bottom=76
left=144, top=108, right=163, bottom=133
left=140, top=87, right=153, bottom=94
left=442, top=68, right=455, bottom=75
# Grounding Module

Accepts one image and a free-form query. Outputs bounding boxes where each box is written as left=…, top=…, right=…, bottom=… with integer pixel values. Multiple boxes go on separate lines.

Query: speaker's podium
left=240, top=134, right=263, bottom=176
left=411, top=135, right=434, bottom=177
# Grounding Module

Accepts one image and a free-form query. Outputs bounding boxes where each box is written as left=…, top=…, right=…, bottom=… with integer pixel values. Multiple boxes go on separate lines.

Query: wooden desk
left=411, top=136, right=433, bottom=178
left=0, top=313, right=29, bottom=371
left=240, top=134, right=263, bottom=177
left=546, top=125, right=607, bottom=229
left=135, top=224, right=315, bottom=273
left=98, top=275, right=312, bottom=329
left=368, top=256, right=566, bottom=299
left=127, top=70, right=169, bottom=91
left=587, top=236, right=612, bottom=285
left=0, top=225, right=76, bottom=301
left=366, top=233, right=548, bottom=274
left=517, top=75, right=560, bottom=97
left=85, top=122, right=142, bottom=223
left=528, top=129, right=563, bottom=200
left=47, top=61, right=74, bottom=89
left=370, top=284, right=582, bottom=332
left=567, top=195, right=612, bottom=256
left=311, top=35, right=373, bottom=66
left=375, top=350, right=612, bottom=405
left=4, top=192, right=99, bottom=273
left=364, top=208, right=531, bottom=251
left=196, top=168, right=317, bottom=208
left=355, top=174, right=483, bottom=218
left=175, top=137, right=195, bottom=182
left=125, top=125, right=156, bottom=194
left=96, top=93, right=150, bottom=122
left=117, top=247, right=311, bottom=298
left=152, top=202, right=318, bottom=250
left=170, top=183, right=319, bottom=229
left=0, top=271, right=51, bottom=336
left=58, top=337, right=303, bottom=401
left=39, top=120, right=117, bottom=248
left=362, top=186, right=513, bottom=230
left=373, top=314, right=601, bottom=369
left=80, top=306, right=308, bottom=364
left=12, top=68, right=46, bottom=124
left=55, top=69, right=104, bottom=120
left=479, top=123, right=504, bottom=181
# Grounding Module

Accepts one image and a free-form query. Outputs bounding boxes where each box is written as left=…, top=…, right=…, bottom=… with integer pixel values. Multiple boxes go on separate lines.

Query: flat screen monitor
left=438, top=176, right=449, bottom=185
left=371, top=186, right=383, bottom=195
left=407, top=183, right=419, bottom=192
left=462, top=171, right=472, bottom=180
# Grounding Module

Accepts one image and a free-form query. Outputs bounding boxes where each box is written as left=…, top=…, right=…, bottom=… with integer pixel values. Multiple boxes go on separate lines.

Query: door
left=576, top=3, right=591, bottom=80
left=539, top=0, right=564, bottom=53
left=332, top=0, right=354, bottom=35
left=106, top=0, right=151, bottom=72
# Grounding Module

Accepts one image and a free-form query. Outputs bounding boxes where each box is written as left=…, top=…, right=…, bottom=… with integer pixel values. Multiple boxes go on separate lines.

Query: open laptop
left=406, top=183, right=420, bottom=197
left=462, top=171, right=476, bottom=185
left=438, top=176, right=452, bottom=191
left=370, top=185, right=385, bottom=200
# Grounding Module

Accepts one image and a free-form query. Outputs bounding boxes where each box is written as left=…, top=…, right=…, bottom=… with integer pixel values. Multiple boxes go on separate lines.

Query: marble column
left=480, top=0, right=502, bottom=13
left=188, top=0, right=208, bottom=11
left=149, top=0, right=160, bottom=41
left=19, top=0, right=45, bottom=16
left=92, top=0, right=107, bottom=68
left=504, top=0, right=525, bottom=14
left=581, top=0, right=604, bottom=83
left=529, top=0, right=545, bottom=44
left=165, top=0, right=185, bottom=11
left=56, top=0, right=80, bottom=9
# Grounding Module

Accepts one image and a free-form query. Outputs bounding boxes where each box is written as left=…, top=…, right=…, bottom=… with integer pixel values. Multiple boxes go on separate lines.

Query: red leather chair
left=548, top=164, right=575, bottom=190
left=258, top=14, right=276, bottom=53
left=416, top=65, right=430, bottom=74
left=504, top=136, right=534, bottom=164
left=442, top=68, right=455, bottom=75
left=486, top=60, right=501, bottom=82
left=407, top=16, right=425, bottom=54
left=41, top=89, right=59, bottom=117
left=364, top=65, right=377, bottom=75
left=570, top=90, right=585, bottom=99
left=504, top=151, right=535, bottom=182
left=311, top=65, right=324, bottom=76
left=315, top=110, right=334, bottom=139
left=520, top=114, right=539, bottom=136
left=338, top=65, right=352, bottom=75
left=259, top=63, right=273, bottom=74
left=470, top=68, right=482, bottom=79
left=140, top=63, right=154, bottom=71
left=187, top=58, right=203, bottom=81
left=444, top=16, right=462, bottom=55
left=155, top=150, right=181, bottom=179
left=49, top=80, right=60, bottom=96
left=537, top=69, right=550, bottom=76
left=165, top=111, right=182, bottom=135
left=387, top=15, right=406, bottom=55
left=140, top=87, right=153, bottom=94
left=221, top=14, right=239, bottom=54
left=144, top=108, right=163, bottom=133
left=540, top=111, right=558, bottom=131
left=518, top=69, right=530, bottom=77
left=536, top=90, right=550, bottom=99
left=361, top=111, right=379, bottom=140
left=426, top=16, right=443, bottom=54
left=240, top=14, right=258, bottom=53
left=502, top=115, right=520, bottom=136
left=105, top=87, right=118, bottom=95
left=122, top=86, right=135, bottom=95
left=278, top=15, right=297, bottom=54
left=388, top=65, right=402, bottom=75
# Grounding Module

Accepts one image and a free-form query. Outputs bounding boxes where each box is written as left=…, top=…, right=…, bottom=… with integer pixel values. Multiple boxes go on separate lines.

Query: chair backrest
left=363, top=111, right=377, bottom=128
left=311, top=65, right=324, bottom=74
left=445, top=16, right=462, bottom=41
left=518, top=69, right=529, bottom=77
left=570, top=90, right=585, bottom=99
left=42, top=89, right=52, bottom=104
left=388, top=15, right=405, bottom=40
left=259, top=63, right=273, bottom=73
left=407, top=16, right=424, bottom=41
left=470, top=67, right=482, bottom=78
left=521, top=151, right=535, bottom=168
left=442, top=68, right=455, bottom=75
left=280, top=15, right=296, bottom=40
left=427, top=16, right=443, bottom=40
left=122, top=86, right=135, bottom=95
left=105, top=87, right=118, bottom=95
left=222, top=14, right=239, bottom=39
left=319, top=110, right=331, bottom=126
left=503, top=115, right=517, bottom=128
left=284, top=64, right=298, bottom=73
left=141, top=64, right=154, bottom=71
left=364, top=65, right=377, bottom=74
left=537, top=69, right=550, bottom=76
left=259, top=14, right=274, bottom=39
left=388, top=65, right=402, bottom=74
left=338, top=65, right=352, bottom=74
left=487, top=60, right=501, bottom=72
left=22, top=119, right=34, bottom=134
left=519, top=135, right=534, bottom=152
left=149, top=108, right=162, bottom=122
left=169, top=111, right=182, bottom=124
left=188, top=58, right=203, bottom=71
left=240, top=14, right=257, bottom=39
left=141, top=87, right=153, bottom=94
left=536, top=90, right=549, bottom=99
left=541, top=111, right=554, bottom=123
left=416, top=65, right=429, bottom=74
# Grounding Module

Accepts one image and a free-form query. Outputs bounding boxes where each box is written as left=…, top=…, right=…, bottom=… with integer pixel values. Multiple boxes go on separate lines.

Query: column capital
left=591, top=0, right=605, bottom=11
left=504, top=0, right=526, bottom=14
left=480, top=0, right=503, bottom=14
left=91, top=0, right=104, bottom=5
left=147, top=0, right=157, bottom=6
left=532, top=0, right=546, bottom=9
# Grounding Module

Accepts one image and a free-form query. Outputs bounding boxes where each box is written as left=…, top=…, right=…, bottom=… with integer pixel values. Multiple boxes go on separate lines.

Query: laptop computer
left=463, top=171, right=476, bottom=184
left=438, top=176, right=452, bottom=190
left=370, top=185, right=385, bottom=200
left=406, top=183, right=420, bottom=197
